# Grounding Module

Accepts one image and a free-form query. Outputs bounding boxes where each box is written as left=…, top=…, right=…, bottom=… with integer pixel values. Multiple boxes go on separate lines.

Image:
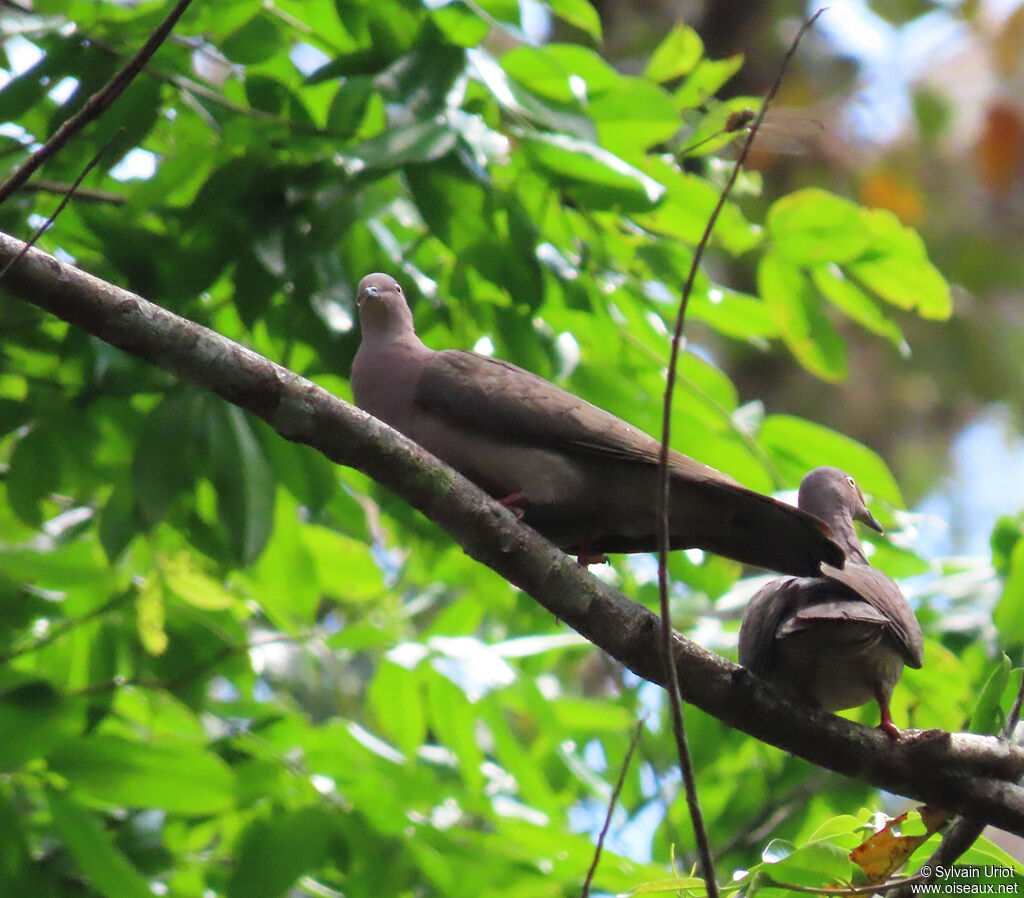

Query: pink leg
left=876, top=691, right=902, bottom=741
left=498, top=490, right=526, bottom=520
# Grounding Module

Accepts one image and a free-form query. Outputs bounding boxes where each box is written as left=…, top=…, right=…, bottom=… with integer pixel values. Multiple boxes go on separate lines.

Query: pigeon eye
left=395, top=284, right=402, bottom=293
left=846, top=476, right=856, bottom=488
left=367, top=286, right=379, bottom=297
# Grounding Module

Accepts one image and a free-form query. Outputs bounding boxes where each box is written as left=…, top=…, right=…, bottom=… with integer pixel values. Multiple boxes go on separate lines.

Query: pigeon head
left=798, top=466, right=883, bottom=534
left=356, top=273, right=415, bottom=338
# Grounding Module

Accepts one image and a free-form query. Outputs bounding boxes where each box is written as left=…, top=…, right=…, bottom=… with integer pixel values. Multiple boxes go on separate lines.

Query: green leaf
left=848, top=208, right=952, bottom=319
left=501, top=44, right=621, bottom=104
left=347, top=120, right=457, bottom=170
left=0, top=398, right=30, bottom=439
left=430, top=2, right=490, bottom=46
left=674, top=54, right=743, bottom=109
left=0, top=37, right=82, bottom=123
left=48, top=735, right=236, bottom=815
left=953, top=835, right=1024, bottom=875
left=226, top=807, right=332, bottom=898
left=85, top=621, right=119, bottom=731
left=161, top=554, right=236, bottom=611
left=327, top=76, right=376, bottom=136
left=98, top=481, right=142, bottom=561
left=133, top=391, right=204, bottom=527
left=969, top=654, right=1012, bottom=734
left=246, top=492, right=320, bottom=629
left=992, top=512, right=1024, bottom=574
left=644, top=22, right=704, bottom=82
left=47, top=790, right=153, bottom=898
left=221, top=13, right=285, bottom=65
left=768, top=188, right=871, bottom=266
left=305, top=528, right=384, bottom=602
left=628, top=876, right=706, bottom=894
left=6, top=427, right=61, bottom=528
left=0, top=681, right=75, bottom=772
left=406, top=158, right=490, bottom=253
left=757, top=252, right=848, bottom=381
left=811, top=263, right=906, bottom=348
left=522, top=132, right=665, bottom=210
left=634, top=163, right=760, bottom=253
left=208, top=404, right=276, bottom=565
left=305, top=0, right=423, bottom=81
left=758, top=414, right=903, bottom=505
left=689, top=289, right=779, bottom=340
left=426, top=671, right=484, bottom=793
left=994, top=538, right=1024, bottom=643
left=90, top=77, right=163, bottom=165
left=369, top=660, right=426, bottom=759
left=765, top=839, right=851, bottom=886
left=136, top=574, right=168, bottom=655
left=590, top=78, right=682, bottom=153
left=245, top=76, right=314, bottom=125
left=0, top=785, right=44, bottom=896
left=547, top=0, right=602, bottom=40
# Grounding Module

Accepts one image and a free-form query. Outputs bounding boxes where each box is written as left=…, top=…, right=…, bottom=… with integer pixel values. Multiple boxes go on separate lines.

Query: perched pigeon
left=739, top=467, right=923, bottom=738
left=351, top=273, right=843, bottom=574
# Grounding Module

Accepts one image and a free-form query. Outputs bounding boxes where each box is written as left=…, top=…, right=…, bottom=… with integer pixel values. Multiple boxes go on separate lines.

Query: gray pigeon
left=739, top=467, right=924, bottom=738
left=351, top=273, right=844, bottom=574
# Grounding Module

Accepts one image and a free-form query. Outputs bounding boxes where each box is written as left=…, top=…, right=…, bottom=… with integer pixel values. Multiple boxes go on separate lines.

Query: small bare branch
left=581, top=719, right=645, bottom=898
left=0, top=0, right=194, bottom=207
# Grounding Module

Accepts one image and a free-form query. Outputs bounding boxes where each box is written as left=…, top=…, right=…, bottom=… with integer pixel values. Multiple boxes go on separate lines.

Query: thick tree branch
left=2, top=230, right=1024, bottom=832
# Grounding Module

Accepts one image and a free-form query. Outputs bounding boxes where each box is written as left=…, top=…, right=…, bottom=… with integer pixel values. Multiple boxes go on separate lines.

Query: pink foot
left=877, top=697, right=903, bottom=741
left=498, top=490, right=526, bottom=520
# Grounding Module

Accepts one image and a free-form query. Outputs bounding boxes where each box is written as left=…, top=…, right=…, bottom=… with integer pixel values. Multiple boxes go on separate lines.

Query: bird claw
left=878, top=719, right=904, bottom=741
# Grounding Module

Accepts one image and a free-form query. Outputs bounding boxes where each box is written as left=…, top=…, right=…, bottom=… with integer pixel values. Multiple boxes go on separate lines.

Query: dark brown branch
left=0, top=0, right=194, bottom=206
left=3, top=230, right=1024, bottom=832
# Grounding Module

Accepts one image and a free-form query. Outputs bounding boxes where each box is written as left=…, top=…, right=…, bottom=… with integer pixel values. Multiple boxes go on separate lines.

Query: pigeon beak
left=856, top=506, right=884, bottom=533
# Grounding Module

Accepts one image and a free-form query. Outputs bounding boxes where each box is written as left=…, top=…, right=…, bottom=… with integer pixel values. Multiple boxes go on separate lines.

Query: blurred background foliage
left=0, top=0, right=1023, bottom=895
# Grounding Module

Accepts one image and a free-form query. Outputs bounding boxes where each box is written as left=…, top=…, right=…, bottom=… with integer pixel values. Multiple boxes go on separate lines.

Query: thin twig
left=581, top=719, right=646, bottom=898
left=0, top=132, right=123, bottom=281
left=84, top=35, right=350, bottom=139
left=0, top=588, right=135, bottom=665
left=74, top=631, right=318, bottom=697
left=715, top=772, right=829, bottom=859
left=767, top=872, right=926, bottom=895
left=0, top=0, right=194, bottom=207
left=653, top=11, right=827, bottom=897
left=618, top=328, right=785, bottom=486
left=21, top=179, right=126, bottom=205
